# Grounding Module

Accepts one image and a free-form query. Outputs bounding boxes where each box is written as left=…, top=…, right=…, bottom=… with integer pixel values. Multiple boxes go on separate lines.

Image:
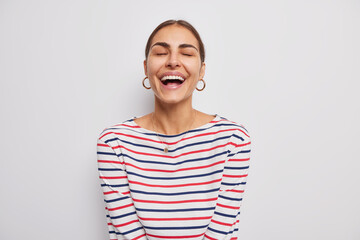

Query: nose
left=166, top=53, right=180, bottom=68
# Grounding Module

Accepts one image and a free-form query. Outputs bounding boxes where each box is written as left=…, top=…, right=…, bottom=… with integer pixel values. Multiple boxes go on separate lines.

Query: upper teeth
left=161, top=75, right=185, bottom=81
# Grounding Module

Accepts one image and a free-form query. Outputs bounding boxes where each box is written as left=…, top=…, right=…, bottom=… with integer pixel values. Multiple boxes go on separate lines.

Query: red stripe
left=132, top=197, right=217, bottom=204
left=204, top=234, right=217, bottom=240
left=125, top=160, right=225, bottom=173
left=229, top=141, right=251, bottom=147
left=224, top=189, right=244, bottom=193
left=128, top=178, right=221, bottom=188
left=210, top=219, right=233, bottom=226
left=103, top=191, right=118, bottom=195
left=216, top=203, right=240, bottom=210
left=213, top=119, right=230, bottom=123
left=222, top=174, right=248, bottom=178
left=114, top=123, right=141, bottom=128
left=97, top=143, right=109, bottom=147
left=139, top=216, right=211, bottom=221
left=97, top=160, right=123, bottom=164
left=133, top=234, right=147, bottom=240
left=113, top=219, right=140, bottom=227
left=146, top=233, right=204, bottom=239
left=99, top=134, right=249, bottom=159
left=237, top=128, right=250, bottom=138
left=228, top=158, right=250, bottom=162
left=99, top=132, right=114, bottom=140
left=181, top=128, right=248, bottom=142
left=101, top=128, right=242, bottom=144
left=102, top=131, right=167, bottom=144
left=107, top=203, right=134, bottom=211
left=99, top=176, right=127, bottom=179
left=97, top=142, right=117, bottom=152
left=118, top=143, right=230, bottom=159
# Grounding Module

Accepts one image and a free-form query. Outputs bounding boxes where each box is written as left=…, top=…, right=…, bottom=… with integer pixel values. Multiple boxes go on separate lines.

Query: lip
left=160, top=79, right=185, bottom=90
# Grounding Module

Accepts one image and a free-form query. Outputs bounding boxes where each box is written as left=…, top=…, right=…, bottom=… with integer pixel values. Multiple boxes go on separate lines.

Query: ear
left=199, top=62, right=206, bottom=79
left=143, top=60, right=148, bottom=76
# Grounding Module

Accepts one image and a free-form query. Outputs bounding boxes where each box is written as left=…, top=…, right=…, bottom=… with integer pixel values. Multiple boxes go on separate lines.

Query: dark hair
left=145, top=19, right=205, bottom=63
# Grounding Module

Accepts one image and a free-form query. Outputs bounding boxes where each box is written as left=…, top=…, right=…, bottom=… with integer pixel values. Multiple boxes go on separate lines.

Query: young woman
left=97, top=19, right=251, bottom=240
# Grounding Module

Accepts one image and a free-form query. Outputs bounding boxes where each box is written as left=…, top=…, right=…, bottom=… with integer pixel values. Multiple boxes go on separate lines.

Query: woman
left=97, top=19, right=251, bottom=240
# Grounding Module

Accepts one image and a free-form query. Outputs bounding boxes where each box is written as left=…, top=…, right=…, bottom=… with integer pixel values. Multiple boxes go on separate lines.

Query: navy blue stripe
left=110, top=211, right=138, bottom=219
left=118, top=226, right=144, bottom=235
left=213, top=211, right=237, bottom=218
left=208, top=226, right=239, bottom=235
left=98, top=168, right=122, bottom=171
left=207, top=211, right=241, bottom=235
left=108, top=135, right=232, bottom=154
left=97, top=151, right=117, bottom=156
left=224, top=166, right=249, bottom=170
left=131, top=188, right=220, bottom=196
left=228, top=149, right=251, bottom=157
left=232, top=134, right=244, bottom=141
left=101, top=183, right=129, bottom=188
left=218, top=195, right=242, bottom=201
left=221, top=182, right=246, bottom=186
left=135, top=207, right=215, bottom=212
left=106, top=122, right=242, bottom=139
left=127, top=169, right=223, bottom=180
left=104, top=196, right=130, bottom=203
left=143, top=224, right=208, bottom=230
left=208, top=227, right=227, bottom=235
left=108, top=137, right=162, bottom=151
left=169, top=136, right=231, bottom=152
left=121, top=151, right=227, bottom=166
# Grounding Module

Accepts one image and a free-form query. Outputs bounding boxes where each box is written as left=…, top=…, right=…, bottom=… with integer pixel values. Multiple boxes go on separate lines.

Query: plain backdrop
left=0, top=0, right=359, bottom=239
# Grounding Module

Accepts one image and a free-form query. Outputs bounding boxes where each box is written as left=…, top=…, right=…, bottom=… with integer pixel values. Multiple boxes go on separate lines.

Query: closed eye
left=182, top=53, right=193, bottom=56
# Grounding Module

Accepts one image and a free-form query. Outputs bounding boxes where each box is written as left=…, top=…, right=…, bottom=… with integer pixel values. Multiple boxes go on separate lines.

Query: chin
left=157, top=94, right=190, bottom=105
left=161, top=98, right=183, bottom=105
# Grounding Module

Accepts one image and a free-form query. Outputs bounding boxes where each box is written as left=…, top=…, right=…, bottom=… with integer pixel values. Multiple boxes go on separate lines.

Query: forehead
left=151, top=25, right=199, bottom=49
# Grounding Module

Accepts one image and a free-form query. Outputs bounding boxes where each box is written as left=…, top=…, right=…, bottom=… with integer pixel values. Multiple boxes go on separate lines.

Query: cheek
left=146, top=60, right=162, bottom=89
left=146, top=60, right=158, bottom=75
left=148, top=61, right=166, bottom=80
left=184, top=61, right=202, bottom=76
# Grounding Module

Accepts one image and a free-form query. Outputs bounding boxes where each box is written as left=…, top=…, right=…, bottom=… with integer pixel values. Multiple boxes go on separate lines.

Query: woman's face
left=144, top=25, right=205, bottom=105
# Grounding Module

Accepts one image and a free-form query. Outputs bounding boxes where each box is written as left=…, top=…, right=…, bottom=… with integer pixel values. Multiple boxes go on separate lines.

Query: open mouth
left=160, top=75, right=185, bottom=87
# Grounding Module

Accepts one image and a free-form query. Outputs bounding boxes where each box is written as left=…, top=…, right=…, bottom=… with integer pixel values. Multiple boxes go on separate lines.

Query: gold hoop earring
left=142, top=76, right=151, bottom=89
left=196, top=79, right=206, bottom=91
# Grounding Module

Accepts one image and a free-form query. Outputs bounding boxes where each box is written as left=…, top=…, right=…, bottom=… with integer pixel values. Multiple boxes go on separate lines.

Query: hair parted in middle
left=145, top=19, right=205, bottom=63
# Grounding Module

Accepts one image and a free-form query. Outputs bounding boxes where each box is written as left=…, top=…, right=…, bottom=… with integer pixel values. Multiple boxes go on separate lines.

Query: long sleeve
left=203, top=130, right=251, bottom=240
left=97, top=135, right=147, bottom=240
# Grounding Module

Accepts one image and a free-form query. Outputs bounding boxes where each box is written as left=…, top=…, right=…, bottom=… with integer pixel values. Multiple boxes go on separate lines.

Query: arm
left=204, top=130, right=251, bottom=240
left=97, top=135, right=147, bottom=240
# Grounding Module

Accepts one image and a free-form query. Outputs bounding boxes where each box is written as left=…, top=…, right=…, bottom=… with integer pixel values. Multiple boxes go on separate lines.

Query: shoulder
left=97, top=117, right=138, bottom=143
left=215, top=116, right=251, bottom=157
left=215, top=115, right=251, bottom=143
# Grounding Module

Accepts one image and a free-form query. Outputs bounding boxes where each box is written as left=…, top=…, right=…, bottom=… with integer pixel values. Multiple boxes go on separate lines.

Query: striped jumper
left=97, top=114, right=251, bottom=240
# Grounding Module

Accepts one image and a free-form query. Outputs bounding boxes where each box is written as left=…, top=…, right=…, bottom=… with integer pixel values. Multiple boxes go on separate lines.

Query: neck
left=153, top=96, right=196, bottom=135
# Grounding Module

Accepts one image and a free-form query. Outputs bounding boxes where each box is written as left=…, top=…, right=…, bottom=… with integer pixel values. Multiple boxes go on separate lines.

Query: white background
left=1, top=0, right=359, bottom=239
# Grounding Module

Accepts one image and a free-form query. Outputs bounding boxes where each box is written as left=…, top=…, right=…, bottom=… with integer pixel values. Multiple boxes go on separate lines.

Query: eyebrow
left=151, top=42, right=199, bottom=52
